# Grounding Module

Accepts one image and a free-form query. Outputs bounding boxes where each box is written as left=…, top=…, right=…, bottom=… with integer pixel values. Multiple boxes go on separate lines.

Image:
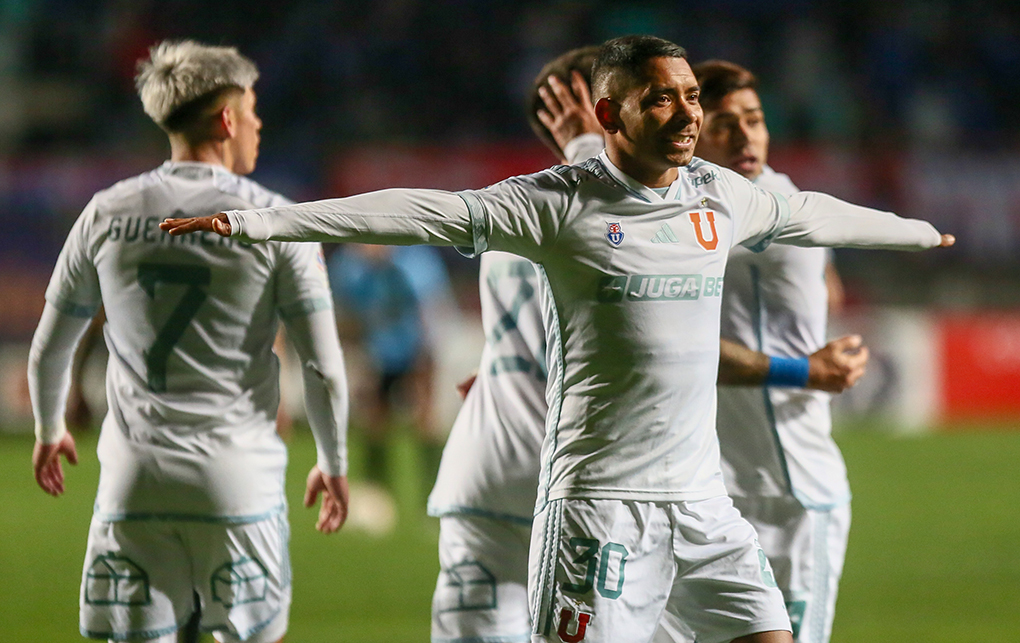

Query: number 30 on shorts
left=561, top=538, right=628, bottom=599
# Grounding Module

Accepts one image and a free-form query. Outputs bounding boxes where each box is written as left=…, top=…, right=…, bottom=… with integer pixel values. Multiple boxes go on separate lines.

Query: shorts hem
left=699, top=620, right=793, bottom=643
left=432, top=634, right=532, bottom=643
left=81, top=622, right=181, bottom=641
left=203, top=604, right=283, bottom=641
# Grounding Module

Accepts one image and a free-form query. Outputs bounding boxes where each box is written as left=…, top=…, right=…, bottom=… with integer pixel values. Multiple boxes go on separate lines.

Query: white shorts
left=733, top=497, right=851, bottom=643
left=529, top=496, right=790, bottom=643
left=79, top=513, right=291, bottom=642
left=432, top=514, right=534, bottom=643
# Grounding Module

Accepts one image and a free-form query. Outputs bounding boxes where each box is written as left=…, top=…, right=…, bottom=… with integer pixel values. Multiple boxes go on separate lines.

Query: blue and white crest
left=606, top=222, right=625, bottom=247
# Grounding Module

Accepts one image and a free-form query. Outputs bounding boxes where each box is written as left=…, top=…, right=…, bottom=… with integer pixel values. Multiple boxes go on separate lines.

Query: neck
left=605, top=146, right=678, bottom=188
left=169, top=137, right=232, bottom=171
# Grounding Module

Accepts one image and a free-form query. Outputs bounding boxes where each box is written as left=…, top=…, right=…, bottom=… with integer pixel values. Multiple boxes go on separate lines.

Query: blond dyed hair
left=135, top=40, right=258, bottom=131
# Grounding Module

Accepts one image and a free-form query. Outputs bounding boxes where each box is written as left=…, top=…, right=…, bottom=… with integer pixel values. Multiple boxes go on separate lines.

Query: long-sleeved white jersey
left=427, top=252, right=548, bottom=523
left=33, top=161, right=348, bottom=522
left=717, top=166, right=847, bottom=508
left=223, top=153, right=942, bottom=512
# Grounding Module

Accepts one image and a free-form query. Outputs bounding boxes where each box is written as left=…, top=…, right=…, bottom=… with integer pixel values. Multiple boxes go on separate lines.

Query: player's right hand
left=536, top=71, right=602, bottom=155
left=304, top=466, right=350, bottom=534
left=32, top=432, right=79, bottom=497
left=807, top=335, right=869, bottom=393
left=160, top=213, right=232, bottom=237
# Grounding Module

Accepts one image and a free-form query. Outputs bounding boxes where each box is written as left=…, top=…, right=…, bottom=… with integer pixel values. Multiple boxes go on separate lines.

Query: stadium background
left=1, top=0, right=1018, bottom=641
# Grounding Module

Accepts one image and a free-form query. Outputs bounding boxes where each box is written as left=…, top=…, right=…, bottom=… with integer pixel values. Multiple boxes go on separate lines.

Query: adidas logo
left=651, top=223, right=680, bottom=244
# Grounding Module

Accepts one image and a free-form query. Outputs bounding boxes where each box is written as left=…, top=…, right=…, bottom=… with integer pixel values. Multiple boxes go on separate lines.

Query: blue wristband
left=766, top=356, right=810, bottom=387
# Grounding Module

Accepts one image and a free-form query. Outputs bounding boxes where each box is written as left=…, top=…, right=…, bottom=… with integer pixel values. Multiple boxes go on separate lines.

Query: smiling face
left=696, top=87, right=768, bottom=180
left=597, top=56, right=703, bottom=187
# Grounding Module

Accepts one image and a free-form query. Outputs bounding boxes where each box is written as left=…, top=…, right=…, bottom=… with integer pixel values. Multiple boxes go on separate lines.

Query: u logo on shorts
left=556, top=607, right=592, bottom=642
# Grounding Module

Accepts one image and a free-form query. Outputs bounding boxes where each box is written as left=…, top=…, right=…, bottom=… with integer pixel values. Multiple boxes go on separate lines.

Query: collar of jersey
left=159, top=160, right=232, bottom=179
left=597, top=151, right=682, bottom=203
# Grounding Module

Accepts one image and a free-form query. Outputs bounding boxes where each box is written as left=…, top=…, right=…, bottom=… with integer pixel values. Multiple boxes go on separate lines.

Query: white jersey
left=224, top=152, right=941, bottom=511
left=45, top=161, right=336, bottom=521
left=428, top=251, right=547, bottom=523
left=716, top=166, right=848, bottom=508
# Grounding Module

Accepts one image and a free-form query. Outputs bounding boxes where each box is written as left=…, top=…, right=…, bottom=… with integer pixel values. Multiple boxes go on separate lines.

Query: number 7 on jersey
left=137, top=263, right=211, bottom=392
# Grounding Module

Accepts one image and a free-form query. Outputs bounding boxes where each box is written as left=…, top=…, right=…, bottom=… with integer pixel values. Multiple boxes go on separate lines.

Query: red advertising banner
left=939, top=314, right=1020, bottom=422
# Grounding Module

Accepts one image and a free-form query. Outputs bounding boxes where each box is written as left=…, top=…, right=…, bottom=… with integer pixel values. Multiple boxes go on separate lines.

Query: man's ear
left=214, top=103, right=234, bottom=140
left=594, top=98, right=620, bottom=134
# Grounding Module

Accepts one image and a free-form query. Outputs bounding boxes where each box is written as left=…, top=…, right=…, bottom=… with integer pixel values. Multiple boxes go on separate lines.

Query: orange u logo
left=688, top=211, right=719, bottom=251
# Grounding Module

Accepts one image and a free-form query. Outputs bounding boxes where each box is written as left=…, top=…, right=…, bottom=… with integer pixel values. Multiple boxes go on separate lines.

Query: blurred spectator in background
left=328, top=243, right=456, bottom=533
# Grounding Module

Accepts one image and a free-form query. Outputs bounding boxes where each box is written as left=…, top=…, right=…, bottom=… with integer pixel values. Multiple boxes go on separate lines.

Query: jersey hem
left=93, top=504, right=286, bottom=524
left=427, top=503, right=534, bottom=526
left=541, top=484, right=729, bottom=506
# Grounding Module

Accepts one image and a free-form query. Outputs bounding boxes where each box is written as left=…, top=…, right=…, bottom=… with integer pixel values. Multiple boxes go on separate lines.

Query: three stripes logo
left=650, top=223, right=680, bottom=244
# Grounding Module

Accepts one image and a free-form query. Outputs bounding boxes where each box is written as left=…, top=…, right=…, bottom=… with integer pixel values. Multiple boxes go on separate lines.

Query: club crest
left=606, top=222, right=625, bottom=247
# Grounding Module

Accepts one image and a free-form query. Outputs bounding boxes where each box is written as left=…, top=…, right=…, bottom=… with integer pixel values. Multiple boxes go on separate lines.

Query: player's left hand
left=807, top=335, right=869, bottom=393
left=304, top=466, right=350, bottom=534
left=537, top=71, right=602, bottom=155
left=160, top=213, right=232, bottom=237
left=32, top=432, right=79, bottom=497
left=939, top=234, right=955, bottom=247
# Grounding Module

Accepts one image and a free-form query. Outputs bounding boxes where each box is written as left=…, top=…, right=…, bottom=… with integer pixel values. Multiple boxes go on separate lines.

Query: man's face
left=227, top=87, right=262, bottom=175
left=696, top=87, right=768, bottom=180
left=611, top=56, right=703, bottom=174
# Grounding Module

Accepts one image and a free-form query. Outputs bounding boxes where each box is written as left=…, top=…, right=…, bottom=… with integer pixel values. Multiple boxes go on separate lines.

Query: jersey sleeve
left=275, top=242, right=334, bottom=320
left=225, top=189, right=475, bottom=248
left=719, top=167, right=792, bottom=253
left=275, top=241, right=349, bottom=477
left=28, top=303, right=93, bottom=443
left=773, top=191, right=943, bottom=250
left=45, top=197, right=102, bottom=318
left=456, top=169, right=572, bottom=262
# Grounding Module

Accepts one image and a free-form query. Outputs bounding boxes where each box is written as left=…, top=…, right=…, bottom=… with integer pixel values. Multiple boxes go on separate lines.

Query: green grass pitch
left=2, top=424, right=1019, bottom=642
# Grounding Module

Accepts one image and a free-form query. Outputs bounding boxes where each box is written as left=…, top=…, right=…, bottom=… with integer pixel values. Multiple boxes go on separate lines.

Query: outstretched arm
left=160, top=189, right=474, bottom=247
left=775, top=191, right=954, bottom=250
left=28, top=303, right=92, bottom=495
left=718, top=335, right=869, bottom=392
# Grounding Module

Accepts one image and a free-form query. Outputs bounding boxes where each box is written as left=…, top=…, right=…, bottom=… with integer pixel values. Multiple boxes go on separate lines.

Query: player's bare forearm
left=160, top=213, right=231, bottom=236
left=717, top=339, right=770, bottom=385
left=807, top=335, right=869, bottom=393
